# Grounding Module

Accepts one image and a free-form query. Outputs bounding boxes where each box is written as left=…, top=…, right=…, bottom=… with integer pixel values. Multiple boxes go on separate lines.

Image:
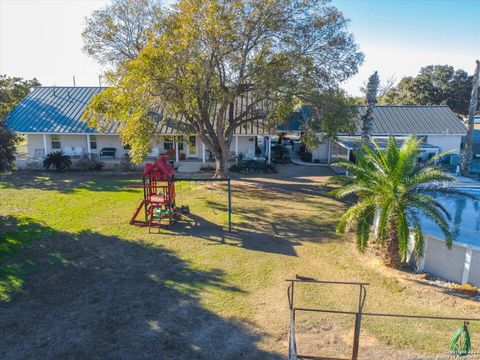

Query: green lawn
left=0, top=167, right=479, bottom=359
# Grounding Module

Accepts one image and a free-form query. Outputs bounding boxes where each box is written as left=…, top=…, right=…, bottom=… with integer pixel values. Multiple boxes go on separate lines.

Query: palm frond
left=412, top=225, right=424, bottom=258
left=396, top=208, right=410, bottom=261
left=325, top=175, right=354, bottom=187
left=329, top=184, right=377, bottom=199
left=376, top=202, right=392, bottom=244
left=336, top=198, right=376, bottom=234
left=405, top=169, right=456, bottom=188
left=411, top=185, right=479, bottom=201
left=414, top=202, right=453, bottom=248
left=405, top=193, right=451, bottom=221
left=356, top=209, right=375, bottom=252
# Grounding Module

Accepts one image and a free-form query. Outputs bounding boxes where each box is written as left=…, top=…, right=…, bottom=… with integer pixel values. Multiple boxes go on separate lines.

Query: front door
left=187, top=136, right=197, bottom=158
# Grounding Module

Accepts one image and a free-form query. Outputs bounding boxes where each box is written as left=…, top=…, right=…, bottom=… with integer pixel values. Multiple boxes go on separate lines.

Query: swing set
left=287, top=275, right=480, bottom=360
left=129, top=154, right=232, bottom=232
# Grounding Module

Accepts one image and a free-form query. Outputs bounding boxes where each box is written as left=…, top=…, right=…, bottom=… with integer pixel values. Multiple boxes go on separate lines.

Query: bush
left=272, top=144, right=290, bottom=164
left=75, top=159, right=104, bottom=171
left=300, top=151, right=312, bottom=162
left=43, top=151, right=71, bottom=171
left=229, top=163, right=240, bottom=172
left=89, top=160, right=105, bottom=171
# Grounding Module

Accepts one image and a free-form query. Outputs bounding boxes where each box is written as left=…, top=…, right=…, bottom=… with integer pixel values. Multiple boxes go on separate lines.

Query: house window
left=51, top=135, right=61, bottom=149
left=177, top=136, right=184, bottom=151
left=189, top=136, right=196, bottom=147
left=90, top=135, right=97, bottom=150
left=164, top=141, right=174, bottom=150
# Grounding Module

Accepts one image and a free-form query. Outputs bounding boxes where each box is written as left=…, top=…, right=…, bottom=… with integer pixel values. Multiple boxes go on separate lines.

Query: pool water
left=420, top=188, right=480, bottom=247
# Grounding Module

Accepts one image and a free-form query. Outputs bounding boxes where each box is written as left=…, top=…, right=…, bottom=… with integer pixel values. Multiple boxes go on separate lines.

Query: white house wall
left=426, top=135, right=462, bottom=155
left=26, top=134, right=257, bottom=160
left=230, top=136, right=256, bottom=156
left=311, top=135, right=329, bottom=162
left=95, top=135, right=125, bottom=156
left=25, top=134, right=45, bottom=157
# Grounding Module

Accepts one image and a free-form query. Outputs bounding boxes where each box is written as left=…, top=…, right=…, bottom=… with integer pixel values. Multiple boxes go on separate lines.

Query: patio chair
left=245, top=149, right=255, bottom=159
left=74, top=146, right=84, bottom=158
left=63, top=146, right=75, bottom=156
left=100, top=147, right=117, bottom=158
left=33, top=149, right=45, bottom=159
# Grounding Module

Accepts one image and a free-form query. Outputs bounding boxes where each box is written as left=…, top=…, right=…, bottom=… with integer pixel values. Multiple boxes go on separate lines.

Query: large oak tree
left=382, top=65, right=476, bottom=115
left=83, top=0, right=363, bottom=177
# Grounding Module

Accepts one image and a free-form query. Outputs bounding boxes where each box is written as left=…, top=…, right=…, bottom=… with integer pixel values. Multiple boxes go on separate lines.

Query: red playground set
left=129, top=155, right=178, bottom=230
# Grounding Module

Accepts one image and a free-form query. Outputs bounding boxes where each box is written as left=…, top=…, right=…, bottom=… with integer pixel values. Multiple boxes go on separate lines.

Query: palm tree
left=328, top=136, right=474, bottom=268
left=43, top=151, right=72, bottom=171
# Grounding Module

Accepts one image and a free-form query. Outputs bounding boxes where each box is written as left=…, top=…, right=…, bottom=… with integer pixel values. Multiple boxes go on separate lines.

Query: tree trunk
left=381, top=218, right=401, bottom=268
left=460, top=60, right=480, bottom=176
left=214, top=155, right=230, bottom=178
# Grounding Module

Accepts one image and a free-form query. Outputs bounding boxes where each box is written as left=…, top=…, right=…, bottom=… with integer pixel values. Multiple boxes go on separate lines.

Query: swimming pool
left=420, top=188, right=480, bottom=247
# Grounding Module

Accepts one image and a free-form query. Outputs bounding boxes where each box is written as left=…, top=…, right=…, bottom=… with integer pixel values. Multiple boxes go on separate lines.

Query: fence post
left=227, top=178, right=232, bottom=232
left=351, top=285, right=365, bottom=360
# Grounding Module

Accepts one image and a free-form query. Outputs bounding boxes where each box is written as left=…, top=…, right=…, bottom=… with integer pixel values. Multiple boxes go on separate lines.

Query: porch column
left=86, top=134, right=91, bottom=154
left=175, top=141, right=180, bottom=162
left=42, top=134, right=48, bottom=156
left=267, top=137, right=271, bottom=164
left=202, top=142, right=206, bottom=163
left=235, top=135, right=239, bottom=163
left=346, top=149, right=351, bottom=176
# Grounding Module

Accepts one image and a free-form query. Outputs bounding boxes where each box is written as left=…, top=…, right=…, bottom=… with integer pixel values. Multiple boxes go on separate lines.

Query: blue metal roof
left=5, top=86, right=269, bottom=135
left=6, top=86, right=120, bottom=134
left=277, top=105, right=466, bottom=135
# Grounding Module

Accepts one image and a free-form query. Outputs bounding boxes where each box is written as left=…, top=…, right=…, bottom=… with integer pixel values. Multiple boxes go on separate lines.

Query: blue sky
left=335, top=0, right=480, bottom=94
left=0, top=0, right=478, bottom=96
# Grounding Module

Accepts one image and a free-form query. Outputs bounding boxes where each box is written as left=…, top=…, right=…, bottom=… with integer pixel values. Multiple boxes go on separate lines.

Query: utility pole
left=460, top=60, right=480, bottom=176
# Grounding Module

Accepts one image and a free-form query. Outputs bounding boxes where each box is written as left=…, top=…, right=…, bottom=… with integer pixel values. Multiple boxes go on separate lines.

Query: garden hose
left=450, top=321, right=471, bottom=356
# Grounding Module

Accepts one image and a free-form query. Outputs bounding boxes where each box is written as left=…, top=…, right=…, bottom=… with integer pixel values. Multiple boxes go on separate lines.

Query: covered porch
left=20, top=133, right=274, bottom=171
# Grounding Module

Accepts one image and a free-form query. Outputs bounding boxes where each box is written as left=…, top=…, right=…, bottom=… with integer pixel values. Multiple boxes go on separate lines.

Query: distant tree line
left=355, top=65, right=479, bottom=116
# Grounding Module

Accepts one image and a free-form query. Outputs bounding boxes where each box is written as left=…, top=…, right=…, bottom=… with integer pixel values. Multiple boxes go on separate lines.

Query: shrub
left=229, top=164, right=240, bottom=172
left=89, top=160, right=105, bottom=171
left=272, top=144, right=290, bottom=164
left=300, top=151, right=312, bottom=162
left=43, top=151, right=71, bottom=171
